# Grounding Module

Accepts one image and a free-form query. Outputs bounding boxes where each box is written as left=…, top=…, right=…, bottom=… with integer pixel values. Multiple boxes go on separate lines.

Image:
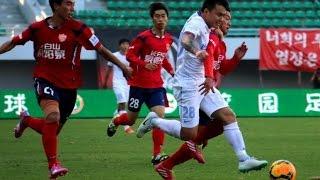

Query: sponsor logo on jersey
left=37, top=43, right=66, bottom=60
left=145, top=51, right=166, bottom=64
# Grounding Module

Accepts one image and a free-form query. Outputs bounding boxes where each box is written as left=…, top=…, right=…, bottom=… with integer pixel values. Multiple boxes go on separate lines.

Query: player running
left=106, top=2, right=174, bottom=165
left=105, top=38, right=134, bottom=134
left=154, top=10, right=268, bottom=180
left=0, top=0, right=131, bottom=179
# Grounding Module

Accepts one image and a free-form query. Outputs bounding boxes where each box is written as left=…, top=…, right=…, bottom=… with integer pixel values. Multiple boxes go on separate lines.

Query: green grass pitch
left=0, top=117, right=319, bottom=180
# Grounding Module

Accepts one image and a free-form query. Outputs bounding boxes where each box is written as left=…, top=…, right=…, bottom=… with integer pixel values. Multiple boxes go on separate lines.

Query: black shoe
left=107, top=121, right=118, bottom=137
left=151, top=154, right=169, bottom=165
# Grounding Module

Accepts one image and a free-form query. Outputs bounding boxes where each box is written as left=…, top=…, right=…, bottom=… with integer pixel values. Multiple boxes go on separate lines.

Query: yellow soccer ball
left=269, top=160, right=296, bottom=180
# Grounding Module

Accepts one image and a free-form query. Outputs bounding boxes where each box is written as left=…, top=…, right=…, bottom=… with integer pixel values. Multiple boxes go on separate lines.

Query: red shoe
left=186, top=141, right=205, bottom=164
left=155, top=162, right=174, bottom=180
left=49, top=163, right=68, bottom=179
left=14, top=111, right=29, bottom=138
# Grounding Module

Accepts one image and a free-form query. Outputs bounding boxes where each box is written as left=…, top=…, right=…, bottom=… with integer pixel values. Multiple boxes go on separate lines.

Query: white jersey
left=174, top=12, right=210, bottom=87
left=108, top=51, right=130, bottom=87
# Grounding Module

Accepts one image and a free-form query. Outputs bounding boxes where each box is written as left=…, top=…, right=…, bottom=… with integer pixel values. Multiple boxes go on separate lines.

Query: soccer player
left=0, top=0, right=131, bottom=179
left=154, top=10, right=268, bottom=179
left=106, top=2, right=174, bottom=165
left=105, top=38, right=134, bottom=134
left=136, top=0, right=227, bottom=146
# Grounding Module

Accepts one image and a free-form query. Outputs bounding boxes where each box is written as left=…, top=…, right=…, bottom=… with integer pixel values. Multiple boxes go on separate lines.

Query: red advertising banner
left=259, top=29, right=320, bottom=72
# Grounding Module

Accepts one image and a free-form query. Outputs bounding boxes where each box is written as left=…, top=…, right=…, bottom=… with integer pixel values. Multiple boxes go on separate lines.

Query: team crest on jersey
left=58, top=34, right=67, bottom=42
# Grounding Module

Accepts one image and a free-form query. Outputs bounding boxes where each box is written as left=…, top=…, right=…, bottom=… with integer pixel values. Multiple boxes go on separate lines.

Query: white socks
left=118, top=110, right=127, bottom=115
left=152, top=118, right=181, bottom=139
left=223, top=122, right=250, bottom=162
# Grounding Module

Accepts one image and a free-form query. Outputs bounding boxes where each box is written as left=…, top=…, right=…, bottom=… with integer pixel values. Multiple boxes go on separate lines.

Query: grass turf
left=0, top=117, right=319, bottom=180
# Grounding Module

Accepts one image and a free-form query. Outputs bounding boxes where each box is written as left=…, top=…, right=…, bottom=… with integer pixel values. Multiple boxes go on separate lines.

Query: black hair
left=149, top=2, right=169, bottom=18
left=118, top=38, right=130, bottom=45
left=201, top=0, right=230, bottom=12
left=49, top=0, right=63, bottom=12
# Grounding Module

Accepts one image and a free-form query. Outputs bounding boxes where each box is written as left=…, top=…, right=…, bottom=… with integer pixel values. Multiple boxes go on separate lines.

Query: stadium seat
left=94, top=18, right=107, bottom=27
left=74, top=0, right=319, bottom=32
left=306, top=10, right=316, bottom=18
left=170, top=10, right=180, bottom=18
left=284, top=11, right=295, bottom=18
left=248, top=1, right=260, bottom=9
left=106, top=1, right=116, bottom=9
left=265, top=11, right=275, bottom=18
left=270, top=1, right=281, bottom=9
left=254, top=10, right=264, bottom=18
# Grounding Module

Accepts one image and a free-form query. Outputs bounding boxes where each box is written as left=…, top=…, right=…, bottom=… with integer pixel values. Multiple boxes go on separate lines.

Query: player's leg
left=213, top=107, right=268, bottom=172
left=56, top=89, right=77, bottom=135
left=14, top=110, right=45, bottom=137
left=107, top=86, right=144, bottom=137
left=113, top=85, right=134, bottom=134
left=156, top=110, right=221, bottom=173
left=137, top=87, right=201, bottom=141
left=34, top=79, right=68, bottom=178
left=203, top=88, right=267, bottom=172
left=148, top=88, right=169, bottom=165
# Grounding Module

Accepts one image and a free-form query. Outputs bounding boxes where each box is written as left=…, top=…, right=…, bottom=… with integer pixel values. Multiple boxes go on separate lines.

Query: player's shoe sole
left=14, top=110, right=30, bottom=138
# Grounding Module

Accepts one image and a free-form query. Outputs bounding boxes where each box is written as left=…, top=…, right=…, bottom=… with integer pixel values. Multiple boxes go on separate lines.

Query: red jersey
left=206, top=32, right=241, bottom=86
left=12, top=18, right=102, bottom=89
left=126, top=29, right=174, bottom=88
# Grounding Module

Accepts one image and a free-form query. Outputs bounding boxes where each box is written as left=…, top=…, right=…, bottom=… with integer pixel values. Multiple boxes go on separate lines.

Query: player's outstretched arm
left=97, top=45, right=132, bottom=78
left=220, top=42, right=248, bottom=75
left=181, top=32, right=208, bottom=60
left=0, top=40, right=16, bottom=54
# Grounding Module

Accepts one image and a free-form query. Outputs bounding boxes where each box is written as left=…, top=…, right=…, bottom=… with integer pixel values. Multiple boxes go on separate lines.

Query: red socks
left=152, top=128, right=165, bottom=156
left=24, top=116, right=45, bottom=134
left=162, top=143, right=192, bottom=169
left=42, top=122, right=59, bottom=169
left=162, top=120, right=224, bottom=170
left=114, top=113, right=132, bottom=126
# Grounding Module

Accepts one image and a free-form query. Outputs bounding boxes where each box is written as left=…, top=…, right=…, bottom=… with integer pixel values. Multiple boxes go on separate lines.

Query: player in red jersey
left=106, top=2, right=174, bottom=165
left=154, top=10, right=267, bottom=180
left=0, top=0, right=131, bottom=179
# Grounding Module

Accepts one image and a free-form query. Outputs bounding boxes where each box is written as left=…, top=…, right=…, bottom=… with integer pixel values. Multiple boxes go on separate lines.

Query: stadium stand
left=0, top=0, right=28, bottom=36
left=73, top=0, right=320, bottom=37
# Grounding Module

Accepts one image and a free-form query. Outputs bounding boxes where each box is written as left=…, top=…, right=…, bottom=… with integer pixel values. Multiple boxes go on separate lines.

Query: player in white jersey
left=137, top=0, right=227, bottom=141
left=106, top=39, right=134, bottom=134
left=138, top=1, right=268, bottom=175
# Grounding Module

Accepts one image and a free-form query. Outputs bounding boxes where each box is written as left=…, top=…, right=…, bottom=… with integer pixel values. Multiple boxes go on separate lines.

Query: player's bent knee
left=46, top=112, right=60, bottom=123
left=40, top=99, right=60, bottom=123
left=217, top=107, right=236, bottom=124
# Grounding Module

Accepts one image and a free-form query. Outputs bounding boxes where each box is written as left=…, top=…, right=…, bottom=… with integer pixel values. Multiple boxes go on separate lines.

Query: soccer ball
left=269, top=160, right=296, bottom=180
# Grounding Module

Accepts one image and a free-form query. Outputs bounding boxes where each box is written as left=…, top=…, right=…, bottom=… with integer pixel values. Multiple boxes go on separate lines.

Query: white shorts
left=174, top=85, right=228, bottom=128
left=173, top=81, right=204, bottom=128
left=200, top=87, right=229, bottom=117
left=113, top=84, right=129, bottom=103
